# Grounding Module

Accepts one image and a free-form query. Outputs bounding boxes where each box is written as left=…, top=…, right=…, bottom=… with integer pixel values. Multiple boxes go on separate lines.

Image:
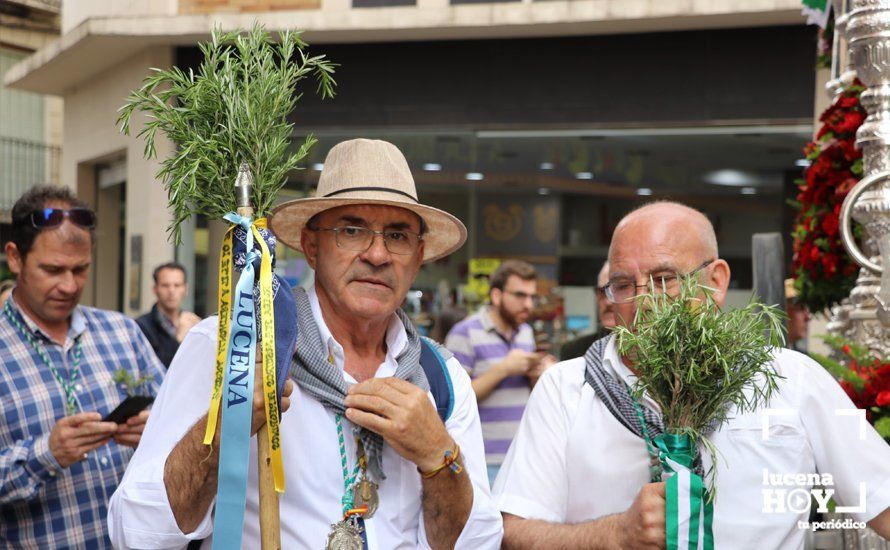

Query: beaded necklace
left=3, top=299, right=83, bottom=416
left=325, top=413, right=372, bottom=550
left=627, top=388, right=664, bottom=483
left=334, top=413, right=364, bottom=516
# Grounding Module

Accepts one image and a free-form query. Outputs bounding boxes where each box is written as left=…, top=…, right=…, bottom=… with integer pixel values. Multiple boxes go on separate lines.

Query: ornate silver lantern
left=836, top=0, right=890, bottom=359
left=827, top=0, right=855, bottom=97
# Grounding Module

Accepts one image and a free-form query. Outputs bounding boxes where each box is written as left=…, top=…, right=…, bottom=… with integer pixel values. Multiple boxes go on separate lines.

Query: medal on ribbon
left=326, top=517, right=364, bottom=550
left=352, top=474, right=380, bottom=519
left=327, top=415, right=376, bottom=549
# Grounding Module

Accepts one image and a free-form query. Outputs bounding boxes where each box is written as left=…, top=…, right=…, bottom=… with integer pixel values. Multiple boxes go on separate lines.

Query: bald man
left=494, top=201, right=890, bottom=549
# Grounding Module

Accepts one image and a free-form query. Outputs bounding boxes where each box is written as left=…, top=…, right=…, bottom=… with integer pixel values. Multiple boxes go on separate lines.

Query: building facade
left=4, top=0, right=817, bottom=333
left=0, top=0, right=63, bottom=279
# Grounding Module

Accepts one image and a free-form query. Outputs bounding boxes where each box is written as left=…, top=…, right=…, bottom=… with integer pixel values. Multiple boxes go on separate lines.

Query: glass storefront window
left=275, top=126, right=807, bottom=342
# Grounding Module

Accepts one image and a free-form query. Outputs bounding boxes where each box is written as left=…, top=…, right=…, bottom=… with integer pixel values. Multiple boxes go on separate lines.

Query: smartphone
left=103, top=396, right=154, bottom=424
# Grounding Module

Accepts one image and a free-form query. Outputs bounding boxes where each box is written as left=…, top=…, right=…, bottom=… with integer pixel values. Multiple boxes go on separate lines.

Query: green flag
left=802, top=0, right=831, bottom=28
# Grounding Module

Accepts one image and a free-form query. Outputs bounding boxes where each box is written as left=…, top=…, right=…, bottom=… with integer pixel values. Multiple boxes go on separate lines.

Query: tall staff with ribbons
left=207, top=163, right=285, bottom=549
left=118, top=24, right=336, bottom=549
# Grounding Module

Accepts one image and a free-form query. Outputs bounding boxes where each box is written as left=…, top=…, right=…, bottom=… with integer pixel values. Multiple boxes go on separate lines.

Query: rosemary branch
left=118, top=23, right=336, bottom=243
left=615, top=276, right=786, bottom=440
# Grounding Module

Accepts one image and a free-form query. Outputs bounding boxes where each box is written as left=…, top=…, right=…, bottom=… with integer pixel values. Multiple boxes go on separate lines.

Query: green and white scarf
left=584, top=335, right=714, bottom=550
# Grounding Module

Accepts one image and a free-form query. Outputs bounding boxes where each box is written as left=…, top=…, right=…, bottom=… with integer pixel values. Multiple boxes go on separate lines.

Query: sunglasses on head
left=29, top=208, right=96, bottom=230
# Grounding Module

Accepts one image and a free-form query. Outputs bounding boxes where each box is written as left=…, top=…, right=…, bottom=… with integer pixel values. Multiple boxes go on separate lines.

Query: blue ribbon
left=230, top=218, right=297, bottom=406
left=212, top=212, right=258, bottom=550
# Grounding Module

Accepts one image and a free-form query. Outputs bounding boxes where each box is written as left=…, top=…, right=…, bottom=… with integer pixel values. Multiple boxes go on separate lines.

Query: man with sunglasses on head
left=445, top=260, right=556, bottom=486
left=0, top=186, right=164, bottom=548
left=495, top=201, right=890, bottom=549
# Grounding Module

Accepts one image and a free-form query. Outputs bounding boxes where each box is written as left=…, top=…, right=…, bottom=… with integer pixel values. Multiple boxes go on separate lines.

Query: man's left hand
left=527, top=353, right=557, bottom=387
left=113, top=410, right=150, bottom=448
left=176, top=312, right=202, bottom=342
left=345, top=378, right=452, bottom=472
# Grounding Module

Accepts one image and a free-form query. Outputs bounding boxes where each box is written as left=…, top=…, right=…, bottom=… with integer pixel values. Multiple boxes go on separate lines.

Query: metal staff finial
left=235, top=162, right=254, bottom=213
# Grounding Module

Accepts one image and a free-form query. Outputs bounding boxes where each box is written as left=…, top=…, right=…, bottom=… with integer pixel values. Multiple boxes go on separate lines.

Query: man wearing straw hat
left=109, top=139, right=502, bottom=549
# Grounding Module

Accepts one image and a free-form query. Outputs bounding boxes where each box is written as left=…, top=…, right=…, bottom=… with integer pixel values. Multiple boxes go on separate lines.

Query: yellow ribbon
left=203, top=218, right=285, bottom=493
left=250, top=219, right=285, bottom=493
left=204, top=227, right=234, bottom=446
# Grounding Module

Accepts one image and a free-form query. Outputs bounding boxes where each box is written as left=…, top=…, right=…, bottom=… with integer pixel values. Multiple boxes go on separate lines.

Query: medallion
left=352, top=476, right=379, bottom=519
left=325, top=518, right=364, bottom=550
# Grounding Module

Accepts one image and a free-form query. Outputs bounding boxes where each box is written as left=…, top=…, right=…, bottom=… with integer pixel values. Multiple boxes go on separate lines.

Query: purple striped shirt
left=444, top=307, right=535, bottom=465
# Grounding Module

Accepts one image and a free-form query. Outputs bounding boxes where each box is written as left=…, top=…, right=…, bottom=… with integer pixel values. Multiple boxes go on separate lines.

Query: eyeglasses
left=603, top=259, right=714, bottom=303
left=312, top=225, right=423, bottom=255
left=504, top=290, right=537, bottom=303
left=29, top=208, right=96, bottom=230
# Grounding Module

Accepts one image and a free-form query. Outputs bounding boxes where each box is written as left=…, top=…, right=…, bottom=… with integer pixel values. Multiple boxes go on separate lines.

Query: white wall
left=63, top=46, right=176, bottom=316
left=62, top=0, right=178, bottom=33
left=0, top=26, right=63, bottom=213
left=54, top=0, right=805, bottom=41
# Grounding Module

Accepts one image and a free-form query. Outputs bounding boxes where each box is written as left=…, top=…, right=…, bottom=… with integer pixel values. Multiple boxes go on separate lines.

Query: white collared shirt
left=493, top=336, right=890, bottom=549
left=108, top=285, right=502, bottom=549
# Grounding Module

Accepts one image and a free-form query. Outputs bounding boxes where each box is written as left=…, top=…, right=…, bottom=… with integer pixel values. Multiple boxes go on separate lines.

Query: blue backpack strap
left=419, top=337, right=454, bottom=423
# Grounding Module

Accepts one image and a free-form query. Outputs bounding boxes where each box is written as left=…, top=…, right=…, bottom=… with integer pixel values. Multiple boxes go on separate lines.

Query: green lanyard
left=334, top=413, right=363, bottom=516
left=627, top=387, right=664, bottom=483
left=4, top=300, right=83, bottom=416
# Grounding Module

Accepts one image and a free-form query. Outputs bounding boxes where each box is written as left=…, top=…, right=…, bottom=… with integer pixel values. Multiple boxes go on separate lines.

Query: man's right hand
left=615, top=482, right=666, bottom=549
left=49, top=413, right=118, bottom=468
left=250, top=363, right=295, bottom=436
left=165, top=358, right=295, bottom=535
left=205, top=352, right=296, bottom=439
left=497, top=349, right=539, bottom=377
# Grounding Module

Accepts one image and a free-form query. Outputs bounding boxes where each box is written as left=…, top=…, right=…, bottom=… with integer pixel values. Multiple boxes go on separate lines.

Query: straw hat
left=269, top=139, right=467, bottom=263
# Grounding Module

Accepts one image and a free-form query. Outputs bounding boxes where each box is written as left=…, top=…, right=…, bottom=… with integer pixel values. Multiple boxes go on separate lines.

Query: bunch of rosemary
left=614, top=276, right=786, bottom=444
left=113, top=369, right=154, bottom=397
left=117, top=24, right=336, bottom=244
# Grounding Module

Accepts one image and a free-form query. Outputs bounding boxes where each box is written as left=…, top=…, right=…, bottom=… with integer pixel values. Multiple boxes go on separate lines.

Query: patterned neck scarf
left=583, top=335, right=705, bottom=477
left=288, top=286, right=429, bottom=480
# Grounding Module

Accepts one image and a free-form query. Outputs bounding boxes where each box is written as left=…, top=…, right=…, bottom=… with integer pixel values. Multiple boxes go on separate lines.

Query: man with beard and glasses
left=445, top=260, right=555, bottom=486
left=108, top=139, right=502, bottom=549
left=0, top=186, right=164, bottom=548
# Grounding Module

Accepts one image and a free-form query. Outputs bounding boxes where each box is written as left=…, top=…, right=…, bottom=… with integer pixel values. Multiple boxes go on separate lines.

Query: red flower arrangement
left=791, top=81, right=866, bottom=313
left=813, top=336, right=890, bottom=441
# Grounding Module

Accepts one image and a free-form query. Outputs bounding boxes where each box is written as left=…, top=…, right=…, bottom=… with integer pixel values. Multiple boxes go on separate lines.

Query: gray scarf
left=288, top=287, right=429, bottom=481
left=583, top=334, right=704, bottom=477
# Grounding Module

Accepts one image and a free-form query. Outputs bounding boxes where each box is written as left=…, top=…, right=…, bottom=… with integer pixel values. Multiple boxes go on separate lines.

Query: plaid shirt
left=0, top=295, right=165, bottom=548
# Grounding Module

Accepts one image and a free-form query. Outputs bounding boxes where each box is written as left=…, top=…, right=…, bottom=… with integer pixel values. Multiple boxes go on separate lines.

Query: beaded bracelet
left=419, top=444, right=464, bottom=479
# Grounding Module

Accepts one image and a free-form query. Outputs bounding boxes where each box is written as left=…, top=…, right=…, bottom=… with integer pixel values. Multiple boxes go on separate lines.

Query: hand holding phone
left=103, top=396, right=154, bottom=424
